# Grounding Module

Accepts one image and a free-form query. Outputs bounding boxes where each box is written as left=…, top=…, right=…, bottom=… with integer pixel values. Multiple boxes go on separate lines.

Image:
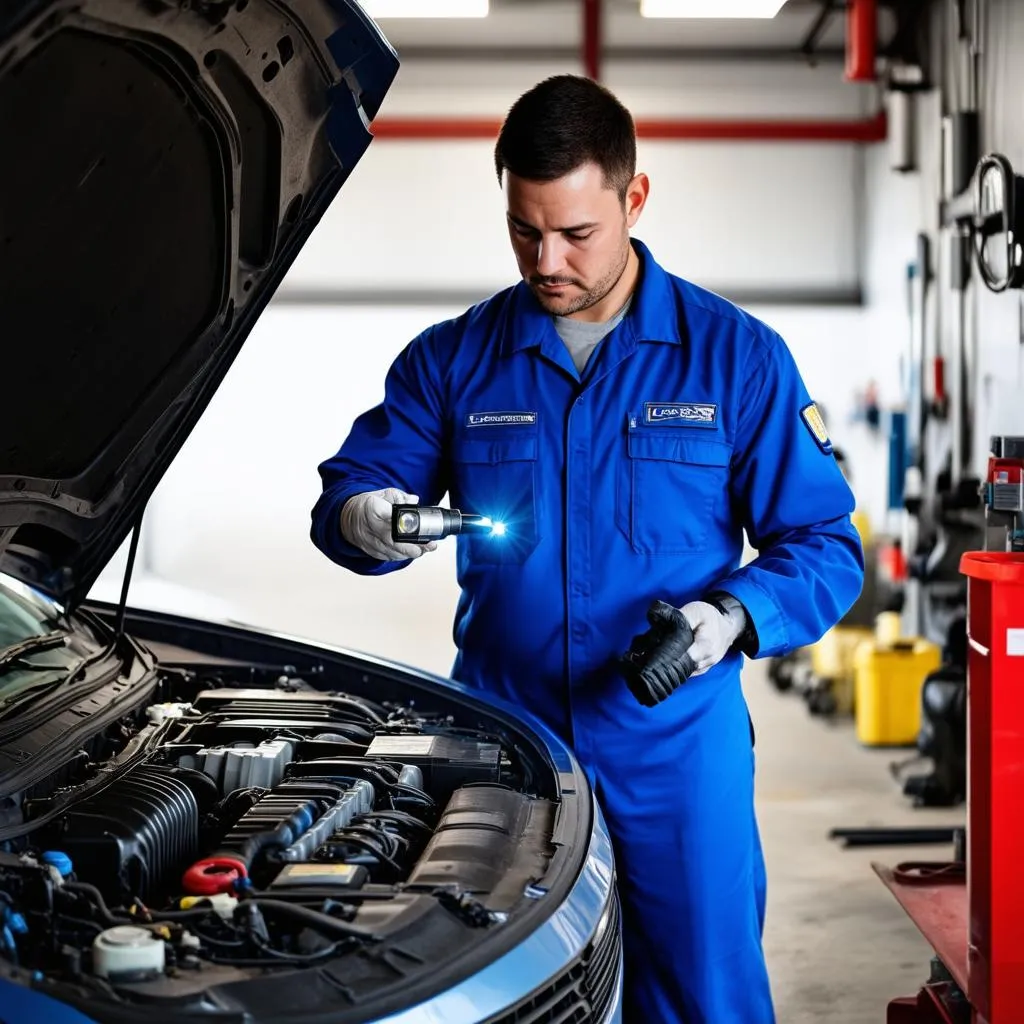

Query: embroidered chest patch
left=465, top=411, right=538, bottom=427
left=643, top=402, right=718, bottom=427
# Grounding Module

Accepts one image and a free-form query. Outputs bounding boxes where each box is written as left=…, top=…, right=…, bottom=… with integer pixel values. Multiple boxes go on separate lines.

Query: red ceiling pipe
left=369, top=110, right=888, bottom=143
left=583, top=0, right=601, bottom=81
left=845, top=0, right=877, bottom=82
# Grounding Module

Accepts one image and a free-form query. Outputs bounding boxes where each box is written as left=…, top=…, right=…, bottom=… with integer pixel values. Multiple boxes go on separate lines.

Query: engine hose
left=183, top=800, right=320, bottom=897
left=324, top=833, right=403, bottom=876
left=238, top=898, right=378, bottom=942
left=239, top=801, right=319, bottom=866
left=61, top=883, right=218, bottom=926
left=61, top=882, right=123, bottom=926
left=390, top=783, right=433, bottom=806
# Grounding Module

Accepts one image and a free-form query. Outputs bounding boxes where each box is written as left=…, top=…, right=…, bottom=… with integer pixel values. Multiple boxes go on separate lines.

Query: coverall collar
left=500, top=238, right=684, bottom=361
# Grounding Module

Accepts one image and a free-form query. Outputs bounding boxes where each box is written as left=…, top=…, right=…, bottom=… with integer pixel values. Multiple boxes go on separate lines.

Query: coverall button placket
left=566, top=381, right=594, bottom=765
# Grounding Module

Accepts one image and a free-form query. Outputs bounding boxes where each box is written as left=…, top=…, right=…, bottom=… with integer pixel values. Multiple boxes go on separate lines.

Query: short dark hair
left=494, top=75, right=637, bottom=200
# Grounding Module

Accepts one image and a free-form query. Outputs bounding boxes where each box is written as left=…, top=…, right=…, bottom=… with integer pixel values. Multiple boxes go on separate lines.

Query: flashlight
left=391, top=504, right=503, bottom=543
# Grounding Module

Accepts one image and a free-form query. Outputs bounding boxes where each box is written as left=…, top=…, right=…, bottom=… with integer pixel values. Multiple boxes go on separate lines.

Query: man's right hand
left=340, top=488, right=438, bottom=562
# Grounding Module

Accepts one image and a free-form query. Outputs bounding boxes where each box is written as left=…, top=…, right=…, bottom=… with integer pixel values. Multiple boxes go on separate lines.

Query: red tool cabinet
left=877, top=552, right=1024, bottom=1024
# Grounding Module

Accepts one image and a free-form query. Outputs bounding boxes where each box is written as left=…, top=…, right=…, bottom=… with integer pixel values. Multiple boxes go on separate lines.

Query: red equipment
left=876, top=549, right=1024, bottom=1023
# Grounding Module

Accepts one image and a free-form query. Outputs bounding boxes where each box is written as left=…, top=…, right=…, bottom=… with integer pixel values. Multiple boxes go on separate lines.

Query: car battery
left=364, top=734, right=502, bottom=802
left=854, top=637, right=942, bottom=746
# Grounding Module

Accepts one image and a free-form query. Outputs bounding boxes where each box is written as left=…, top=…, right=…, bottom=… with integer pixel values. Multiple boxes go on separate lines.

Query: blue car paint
left=311, top=239, right=864, bottom=1022
left=0, top=977, right=99, bottom=1024
left=375, top=794, right=620, bottom=1024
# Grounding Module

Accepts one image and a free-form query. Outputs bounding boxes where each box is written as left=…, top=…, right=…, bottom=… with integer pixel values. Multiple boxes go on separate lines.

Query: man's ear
left=625, top=172, right=650, bottom=227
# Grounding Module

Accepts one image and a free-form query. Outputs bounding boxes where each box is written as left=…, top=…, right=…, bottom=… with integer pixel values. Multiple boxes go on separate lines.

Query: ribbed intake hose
left=183, top=799, right=321, bottom=896
left=279, top=780, right=374, bottom=862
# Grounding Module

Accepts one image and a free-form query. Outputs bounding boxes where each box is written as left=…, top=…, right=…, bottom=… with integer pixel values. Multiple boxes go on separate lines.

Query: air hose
left=183, top=800, right=320, bottom=896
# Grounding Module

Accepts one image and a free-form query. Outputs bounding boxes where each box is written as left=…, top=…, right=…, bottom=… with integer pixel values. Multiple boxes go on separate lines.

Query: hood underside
left=0, top=0, right=397, bottom=608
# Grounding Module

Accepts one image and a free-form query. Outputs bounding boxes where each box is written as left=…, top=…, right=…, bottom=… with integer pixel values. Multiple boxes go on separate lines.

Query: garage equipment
left=982, top=436, right=1024, bottom=552
left=853, top=636, right=942, bottom=746
left=877, top=549, right=1024, bottom=1024
left=801, top=504, right=880, bottom=717
left=804, top=624, right=874, bottom=716
left=874, top=450, right=1024, bottom=1020
left=391, top=504, right=504, bottom=543
left=897, top=437, right=1024, bottom=808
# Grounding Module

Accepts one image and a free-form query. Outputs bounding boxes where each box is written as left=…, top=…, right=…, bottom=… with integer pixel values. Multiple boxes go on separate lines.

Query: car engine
left=0, top=660, right=565, bottom=1022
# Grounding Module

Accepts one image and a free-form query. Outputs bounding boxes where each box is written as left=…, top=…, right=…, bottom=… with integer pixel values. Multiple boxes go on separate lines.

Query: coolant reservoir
left=92, top=926, right=165, bottom=980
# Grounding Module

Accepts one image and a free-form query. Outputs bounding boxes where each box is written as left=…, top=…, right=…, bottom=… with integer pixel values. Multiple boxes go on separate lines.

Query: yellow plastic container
left=853, top=638, right=942, bottom=746
left=874, top=611, right=903, bottom=645
left=810, top=625, right=874, bottom=714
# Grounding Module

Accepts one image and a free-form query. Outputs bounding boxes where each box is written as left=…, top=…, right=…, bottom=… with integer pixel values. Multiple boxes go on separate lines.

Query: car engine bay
left=0, top=645, right=572, bottom=1022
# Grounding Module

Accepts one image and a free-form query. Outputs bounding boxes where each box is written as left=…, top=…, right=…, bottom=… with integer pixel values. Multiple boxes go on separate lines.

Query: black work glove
left=619, top=600, right=697, bottom=707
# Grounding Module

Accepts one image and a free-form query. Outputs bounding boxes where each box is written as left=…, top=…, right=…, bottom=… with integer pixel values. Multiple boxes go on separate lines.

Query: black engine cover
left=48, top=765, right=217, bottom=902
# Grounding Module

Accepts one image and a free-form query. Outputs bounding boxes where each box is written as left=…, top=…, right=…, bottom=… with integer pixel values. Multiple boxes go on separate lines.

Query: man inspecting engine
left=311, top=75, right=863, bottom=1024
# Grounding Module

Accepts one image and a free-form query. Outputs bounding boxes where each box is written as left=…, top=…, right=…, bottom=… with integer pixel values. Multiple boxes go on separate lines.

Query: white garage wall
left=286, top=58, right=874, bottom=299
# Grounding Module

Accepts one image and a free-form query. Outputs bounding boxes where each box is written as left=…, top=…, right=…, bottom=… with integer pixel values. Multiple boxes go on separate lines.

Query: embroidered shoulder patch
left=800, top=402, right=833, bottom=455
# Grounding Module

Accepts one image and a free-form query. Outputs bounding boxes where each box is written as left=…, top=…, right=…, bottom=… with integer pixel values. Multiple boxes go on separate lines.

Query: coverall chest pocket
left=449, top=433, right=540, bottom=564
left=617, top=430, right=732, bottom=555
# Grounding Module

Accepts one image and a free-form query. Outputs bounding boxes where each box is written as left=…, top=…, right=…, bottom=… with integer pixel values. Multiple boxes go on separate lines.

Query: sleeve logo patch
left=643, top=402, right=718, bottom=427
left=465, top=411, right=537, bottom=427
left=800, top=402, right=833, bottom=454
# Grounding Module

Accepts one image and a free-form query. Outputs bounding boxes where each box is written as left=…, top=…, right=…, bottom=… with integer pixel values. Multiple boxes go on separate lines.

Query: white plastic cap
left=92, top=926, right=165, bottom=979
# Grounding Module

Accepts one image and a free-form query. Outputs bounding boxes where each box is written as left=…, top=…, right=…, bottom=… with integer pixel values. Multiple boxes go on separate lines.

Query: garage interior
left=53, top=0, right=1016, bottom=1021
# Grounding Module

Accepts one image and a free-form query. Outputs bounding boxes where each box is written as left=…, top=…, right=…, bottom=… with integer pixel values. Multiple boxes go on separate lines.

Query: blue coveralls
left=311, top=239, right=864, bottom=1023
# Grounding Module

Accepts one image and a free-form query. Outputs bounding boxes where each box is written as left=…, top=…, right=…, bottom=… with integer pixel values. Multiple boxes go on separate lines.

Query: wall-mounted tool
left=972, top=155, right=1024, bottom=292
left=391, top=504, right=505, bottom=544
left=944, top=154, right=1024, bottom=289
left=983, top=436, right=1024, bottom=553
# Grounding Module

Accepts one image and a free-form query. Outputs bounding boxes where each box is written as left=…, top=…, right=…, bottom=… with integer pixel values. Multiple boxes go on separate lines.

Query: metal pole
left=583, top=0, right=601, bottom=82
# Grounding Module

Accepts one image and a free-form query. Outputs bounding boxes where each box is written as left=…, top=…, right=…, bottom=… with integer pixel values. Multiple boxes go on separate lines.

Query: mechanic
left=311, top=74, right=864, bottom=1024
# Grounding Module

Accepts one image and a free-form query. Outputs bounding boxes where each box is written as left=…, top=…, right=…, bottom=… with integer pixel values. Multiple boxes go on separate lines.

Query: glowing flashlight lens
left=491, top=522, right=507, bottom=537
left=397, top=511, right=419, bottom=534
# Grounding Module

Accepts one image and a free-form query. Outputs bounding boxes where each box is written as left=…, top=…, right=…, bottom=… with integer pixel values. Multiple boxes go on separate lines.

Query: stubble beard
left=531, top=234, right=631, bottom=317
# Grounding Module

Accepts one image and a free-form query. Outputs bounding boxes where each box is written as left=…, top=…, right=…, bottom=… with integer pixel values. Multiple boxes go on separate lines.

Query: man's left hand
left=680, top=596, right=747, bottom=676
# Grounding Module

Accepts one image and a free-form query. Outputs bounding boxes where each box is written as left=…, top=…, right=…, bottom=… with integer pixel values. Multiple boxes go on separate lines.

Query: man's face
left=504, top=162, right=647, bottom=318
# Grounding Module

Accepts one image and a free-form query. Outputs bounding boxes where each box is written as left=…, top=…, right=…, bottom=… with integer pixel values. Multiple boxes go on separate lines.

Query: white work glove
left=339, top=488, right=438, bottom=562
left=680, top=595, right=747, bottom=677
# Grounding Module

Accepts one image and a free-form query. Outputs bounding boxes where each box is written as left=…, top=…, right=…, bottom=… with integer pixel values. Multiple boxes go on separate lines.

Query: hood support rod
left=114, top=515, right=144, bottom=641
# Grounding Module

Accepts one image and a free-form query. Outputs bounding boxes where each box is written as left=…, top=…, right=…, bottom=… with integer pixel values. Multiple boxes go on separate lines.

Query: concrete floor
left=744, top=659, right=963, bottom=1024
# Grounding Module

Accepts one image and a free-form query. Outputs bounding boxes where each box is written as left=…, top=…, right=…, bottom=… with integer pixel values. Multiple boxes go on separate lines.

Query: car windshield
left=0, top=574, right=104, bottom=705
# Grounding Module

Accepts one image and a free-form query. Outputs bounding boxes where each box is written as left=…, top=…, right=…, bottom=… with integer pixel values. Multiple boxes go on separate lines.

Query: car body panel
left=373, top=798, right=620, bottom=1024
left=0, top=0, right=397, bottom=609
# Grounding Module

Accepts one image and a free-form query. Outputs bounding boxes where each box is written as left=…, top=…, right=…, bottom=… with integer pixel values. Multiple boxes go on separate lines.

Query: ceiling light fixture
left=357, top=0, right=488, bottom=16
left=640, top=0, right=786, bottom=17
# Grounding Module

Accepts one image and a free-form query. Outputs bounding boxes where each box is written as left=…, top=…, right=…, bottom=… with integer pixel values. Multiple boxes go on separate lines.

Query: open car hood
left=0, top=0, right=397, bottom=609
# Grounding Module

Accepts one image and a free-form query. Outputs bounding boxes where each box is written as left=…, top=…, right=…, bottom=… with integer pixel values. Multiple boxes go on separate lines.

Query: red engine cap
left=182, top=856, right=247, bottom=896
